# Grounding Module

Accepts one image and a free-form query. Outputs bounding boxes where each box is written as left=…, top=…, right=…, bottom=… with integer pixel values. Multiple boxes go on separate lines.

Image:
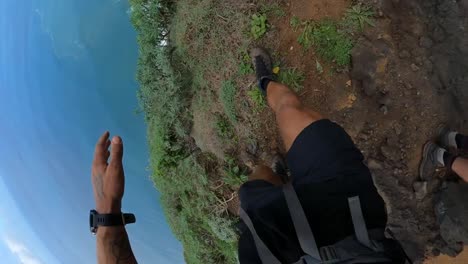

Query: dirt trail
left=188, top=0, right=468, bottom=261
left=264, top=0, right=468, bottom=262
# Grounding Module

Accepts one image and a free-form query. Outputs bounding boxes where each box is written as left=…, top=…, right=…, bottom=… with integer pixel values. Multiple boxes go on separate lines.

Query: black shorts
left=237, top=120, right=400, bottom=263
left=238, top=119, right=387, bottom=247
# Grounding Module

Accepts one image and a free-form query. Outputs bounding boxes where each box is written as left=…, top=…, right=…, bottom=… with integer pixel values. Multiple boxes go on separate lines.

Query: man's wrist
left=96, top=225, right=126, bottom=238
left=96, top=200, right=122, bottom=214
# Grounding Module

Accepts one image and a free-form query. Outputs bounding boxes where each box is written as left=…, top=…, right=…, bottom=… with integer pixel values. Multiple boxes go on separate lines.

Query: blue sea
left=0, top=0, right=184, bottom=263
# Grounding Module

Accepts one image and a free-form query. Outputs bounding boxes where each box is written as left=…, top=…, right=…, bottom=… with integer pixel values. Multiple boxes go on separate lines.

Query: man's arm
left=97, top=226, right=137, bottom=264
left=92, top=132, right=137, bottom=264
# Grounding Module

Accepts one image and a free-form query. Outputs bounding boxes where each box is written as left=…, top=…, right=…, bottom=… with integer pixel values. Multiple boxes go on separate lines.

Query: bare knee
left=249, top=165, right=282, bottom=186
left=272, top=92, right=302, bottom=113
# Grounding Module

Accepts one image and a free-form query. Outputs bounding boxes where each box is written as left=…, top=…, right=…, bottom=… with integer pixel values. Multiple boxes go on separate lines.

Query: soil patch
left=181, top=0, right=468, bottom=262
left=237, top=0, right=468, bottom=262
left=291, top=0, right=350, bottom=20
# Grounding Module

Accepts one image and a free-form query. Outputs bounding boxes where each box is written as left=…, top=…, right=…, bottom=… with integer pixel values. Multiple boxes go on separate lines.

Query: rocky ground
left=187, top=0, right=468, bottom=262
left=260, top=0, right=468, bottom=262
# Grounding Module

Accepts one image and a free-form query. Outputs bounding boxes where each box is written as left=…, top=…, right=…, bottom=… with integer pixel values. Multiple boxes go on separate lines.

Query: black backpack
left=240, top=183, right=409, bottom=264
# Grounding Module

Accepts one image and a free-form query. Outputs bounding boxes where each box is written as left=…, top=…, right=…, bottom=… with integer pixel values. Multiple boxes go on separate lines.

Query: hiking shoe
left=419, top=142, right=445, bottom=181
left=437, top=124, right=458, bottom=151
left=250, top=47, right=275, bottom=94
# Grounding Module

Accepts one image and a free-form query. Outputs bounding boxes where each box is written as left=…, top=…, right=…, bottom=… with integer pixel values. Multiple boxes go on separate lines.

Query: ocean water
left=0, top=0, right=183, bottom=262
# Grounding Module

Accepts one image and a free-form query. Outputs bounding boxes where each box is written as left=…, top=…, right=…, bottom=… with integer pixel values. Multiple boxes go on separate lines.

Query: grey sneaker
left=437, top=124, right=457, bottom=150
left=419, top=142, right=445, bottom=181
left=250, top=47, right=275, bottom=94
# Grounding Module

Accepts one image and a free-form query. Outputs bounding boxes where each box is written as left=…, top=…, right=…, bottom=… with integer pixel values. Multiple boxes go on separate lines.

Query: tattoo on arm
left=97, top=227, right=137, bottom=264
left=111, top=230, right=135, bottom=264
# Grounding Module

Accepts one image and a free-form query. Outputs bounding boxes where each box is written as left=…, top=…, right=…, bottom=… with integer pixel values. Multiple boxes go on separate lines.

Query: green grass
left=238, top=51, right=254, bottom=75
left=296, top=4, right=374, bottom=67
left=220, top=80, right=238, bottom=123
left=158, top=155, right=238, bottom=264
left=223, top=157, right=248, bottom=188
left=279, top=68, right=306, bottom=92
left=344, top=4, right=375, bottom=31
left=290, top=15, right=302, bottom=32
left=297, top=20, right=353, bottom=66
left=297, top=21, right=315, bottom=50
left=247, top=87, right=266, bottom=110
left=260, top=2, right=286, bottom=18
left=311, top=21, right=353, bottom=66
left=129, top=0, right=248, bottom=263
left=215, top=114, right=235, bottom=141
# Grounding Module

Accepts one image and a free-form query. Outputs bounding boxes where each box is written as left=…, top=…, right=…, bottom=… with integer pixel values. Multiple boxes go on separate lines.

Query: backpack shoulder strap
left=348, top=196, right=374, bottom=250
left=239, top=207, right=282, bottom=264
left=283, top=183, right=322, bottom=263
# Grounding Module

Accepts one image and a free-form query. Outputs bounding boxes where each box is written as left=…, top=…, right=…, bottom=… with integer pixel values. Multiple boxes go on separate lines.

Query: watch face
left=90, top=210, right=97, bottom=235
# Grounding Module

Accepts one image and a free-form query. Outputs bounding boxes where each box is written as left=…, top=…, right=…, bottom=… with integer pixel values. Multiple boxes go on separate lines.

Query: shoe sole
left=419, top=141, right=433, bottom=180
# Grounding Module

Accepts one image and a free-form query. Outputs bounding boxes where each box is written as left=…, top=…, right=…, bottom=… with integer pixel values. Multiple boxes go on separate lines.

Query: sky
left=0, top=0, right=184, bottom=263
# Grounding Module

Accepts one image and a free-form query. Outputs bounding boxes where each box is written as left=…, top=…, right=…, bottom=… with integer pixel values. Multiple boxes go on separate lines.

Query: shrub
left=345, top=4, right=375, bottom=31
left=251, top=14, right=268, bottom=39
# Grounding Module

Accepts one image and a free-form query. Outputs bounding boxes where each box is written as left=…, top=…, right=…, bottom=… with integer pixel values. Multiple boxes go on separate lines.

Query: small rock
left=436, top=183, right=468, bottom=252
left=359, top=133, right=369, bottom=141
left=432, top=25, right=446, bottom=43
left=381, top=145, right=399, bottom=160
left=415, top=56, right=423, bottom=65
left=247, top=141, right=258, bottom=155
left=411, top=47, right=425, bottom=57
left=399, top=50, right=410, bottom=59
left=411, top=64, right=420, bottom=72
left=380, top=105, right=389, bottom=115
left=363, top=79, right=377, bottom=96
left=239, top=151, right=255, bottom=170
left=424, top=60, right=433, bottom=72
left=413, top=181, right=428, bottom=200
left=419, top=37, right=434, bottom=48
left=394, top=124, right=403, bottom=135
left=378, top=95, right=392, bottom=106
left=367, top=159, right=383, bottom=170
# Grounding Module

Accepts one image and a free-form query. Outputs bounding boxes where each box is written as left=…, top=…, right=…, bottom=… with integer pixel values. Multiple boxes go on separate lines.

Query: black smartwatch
left=89, top=210, right=136, bottom=235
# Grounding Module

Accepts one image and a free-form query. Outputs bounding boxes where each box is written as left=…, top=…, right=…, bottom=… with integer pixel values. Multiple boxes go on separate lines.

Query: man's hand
left=91, top=131, right=137, bottom=264
left=92, top=131, right=125, bottom=214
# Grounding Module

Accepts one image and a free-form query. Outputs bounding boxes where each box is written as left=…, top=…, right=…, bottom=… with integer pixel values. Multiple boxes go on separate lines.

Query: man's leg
left=452, top=158, right=468, bottom=182
left=266, top=81, right=323, bottom=152
left=248, top=165, right=283, bottom=186
left=250, top=47, right=322, bottom=152
left=245, top=82, right=322, bottom=184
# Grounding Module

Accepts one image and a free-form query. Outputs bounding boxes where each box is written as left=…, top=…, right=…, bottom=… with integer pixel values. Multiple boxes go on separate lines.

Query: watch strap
left=90, top=210, right=136, bottom=230
left=95, top=213, right=135, bottom=226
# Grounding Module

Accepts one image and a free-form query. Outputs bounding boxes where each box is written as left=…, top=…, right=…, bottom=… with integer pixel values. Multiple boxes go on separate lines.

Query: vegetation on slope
left=129, top=0, right=374, bottom=263
left=129, top=0, right=244, bottom=262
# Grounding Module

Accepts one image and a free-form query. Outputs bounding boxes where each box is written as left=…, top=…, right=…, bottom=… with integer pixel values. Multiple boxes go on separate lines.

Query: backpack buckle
left=320, top=246, right=338, bottom=261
